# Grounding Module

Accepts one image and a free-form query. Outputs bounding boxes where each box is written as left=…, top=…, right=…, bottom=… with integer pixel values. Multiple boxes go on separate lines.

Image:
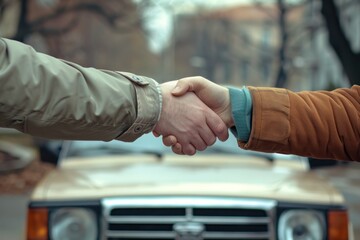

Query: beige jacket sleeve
left=240, top=86, right=360, bottom=161
left=0, top=38, right=161, bottom=142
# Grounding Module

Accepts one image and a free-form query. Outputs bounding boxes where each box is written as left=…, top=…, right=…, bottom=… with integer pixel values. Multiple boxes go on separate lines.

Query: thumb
left=152, top=131, right=160, bottom=137
left=171, top=79, right=192, bottom=96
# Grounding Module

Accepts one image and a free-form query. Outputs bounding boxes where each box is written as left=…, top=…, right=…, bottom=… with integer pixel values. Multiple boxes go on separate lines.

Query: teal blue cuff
left=228, top=86, right=252, bottom=141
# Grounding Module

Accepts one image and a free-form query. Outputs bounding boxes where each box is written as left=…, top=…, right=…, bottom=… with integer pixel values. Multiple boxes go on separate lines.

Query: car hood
left=31, top=154, right=343, bottom=204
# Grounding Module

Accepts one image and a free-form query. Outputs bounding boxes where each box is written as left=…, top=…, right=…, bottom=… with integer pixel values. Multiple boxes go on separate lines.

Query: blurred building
left=0, top=0, right=162, bottom=80
left=0, top=1, right=20, bottom=38
left=168, top=4, right=305, bottom=88
left=2, top=1, right=358, bottom=89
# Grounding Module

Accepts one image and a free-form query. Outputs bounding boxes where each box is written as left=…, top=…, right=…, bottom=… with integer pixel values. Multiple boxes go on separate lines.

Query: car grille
left=102, top=197, right=276, bottom=240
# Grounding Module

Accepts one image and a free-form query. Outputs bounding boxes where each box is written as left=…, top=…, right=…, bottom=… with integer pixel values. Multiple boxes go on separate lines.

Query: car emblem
left=173, top=222, right=205, bottom=240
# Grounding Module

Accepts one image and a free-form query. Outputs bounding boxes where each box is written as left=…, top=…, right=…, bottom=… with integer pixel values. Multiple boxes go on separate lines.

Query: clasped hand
left=153, top=77, right=234, bottom=155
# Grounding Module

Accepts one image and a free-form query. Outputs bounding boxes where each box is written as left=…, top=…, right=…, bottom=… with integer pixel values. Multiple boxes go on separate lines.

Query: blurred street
left=0, top=0, right=359, bottom=239
left=0, top=163, right=359, bottom=240
left=315, top=162, right=360, bottom=238
left=0, top=195, right=28, bottom=240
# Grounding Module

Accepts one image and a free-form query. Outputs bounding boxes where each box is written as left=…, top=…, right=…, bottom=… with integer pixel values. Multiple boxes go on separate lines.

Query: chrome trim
left=107, top=230, right=175, bottom=238
left=103, top=196, right=276, bottom=210
left=105, top=231, right=270, bottom=239
left=102, top=196, right=276, bottom=240
left=107, top=216, right=270, bottom=224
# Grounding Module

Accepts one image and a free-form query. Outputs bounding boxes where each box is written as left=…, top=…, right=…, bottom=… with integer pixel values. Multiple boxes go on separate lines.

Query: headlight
left=278, top=210, right=325, bottom=240
left=50, top=208, right=97, bottom=240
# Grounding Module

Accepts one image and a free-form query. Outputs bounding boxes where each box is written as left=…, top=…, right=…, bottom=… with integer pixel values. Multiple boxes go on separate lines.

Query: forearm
left=0, top=38, right=161, bottom=141
left=234, top=86, right=360, bottom=161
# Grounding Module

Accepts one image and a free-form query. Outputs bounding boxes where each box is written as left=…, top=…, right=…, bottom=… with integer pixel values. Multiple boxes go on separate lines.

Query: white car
left=26, top=134, right=353, bottom=240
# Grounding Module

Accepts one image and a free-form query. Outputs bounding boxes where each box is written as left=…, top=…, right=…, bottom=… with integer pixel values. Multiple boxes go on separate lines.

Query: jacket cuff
left=228, top=86, right=252, bottom=141
left=115, top=72, right=161, bottom=142
left=239, top=87, right=290, bottom=151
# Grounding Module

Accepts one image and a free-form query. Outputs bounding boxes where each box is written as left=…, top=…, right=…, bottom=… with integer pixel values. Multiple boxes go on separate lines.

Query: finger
left=190, top=134, right=208, bottom=151
left=171, top=79, right=192, bottom=96
left=172, top=76, right=209, bottom=96
left=172, top=143, right=183, bottom=155
left=172, top=77, right=206, bottom=96
left=199, top=128, right=216, bottom=146
left=182, top=143, right=196, bottom=156
left=197, top=121, right=216, bottom=146
left=205, top=111, right=229, bottom=142
left=153, top=131, right=160, bottom=137
left=162, top=135, right=178, bottom=146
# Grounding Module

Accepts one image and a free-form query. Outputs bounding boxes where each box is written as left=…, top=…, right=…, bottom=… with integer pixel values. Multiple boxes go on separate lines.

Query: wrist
left=217, top=87, right=234, bottom=128
left=228, top=86, right=252, bottom=141
left=224, top=101, right=235, bottom=128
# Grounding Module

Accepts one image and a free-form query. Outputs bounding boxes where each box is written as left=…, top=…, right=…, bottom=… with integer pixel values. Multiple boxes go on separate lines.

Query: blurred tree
left=254, top=0, right=309, bottom=88
left=321, top=0, right=360, bottom=86
left=0, top=0, right=151, bottom=42
left=185, top=2, right=307, bottom=86
left=275, top=0, right=288, bottom=88
left=0, top=0, right=8, bottom=18
left=255, top=0, right=360, bottom=87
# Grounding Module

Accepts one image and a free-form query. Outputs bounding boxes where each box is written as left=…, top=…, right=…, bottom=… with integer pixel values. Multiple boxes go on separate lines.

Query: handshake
left=2, top=38, right=354, bottom=161
left=153, top=76, right=234, bottom=156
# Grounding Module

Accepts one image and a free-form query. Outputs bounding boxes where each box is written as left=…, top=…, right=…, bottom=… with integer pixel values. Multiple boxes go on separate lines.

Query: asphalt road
left=0, top=163, right=359, bottom=240
left=0, top=195, right=28, bottom=240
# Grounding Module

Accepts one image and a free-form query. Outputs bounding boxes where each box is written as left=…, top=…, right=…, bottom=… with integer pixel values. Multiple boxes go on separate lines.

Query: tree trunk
left=321, top=0, right=360, bottom=86
left=275, top=0, right=288, bottom=88
left=13, top=0, right=28, bottom=42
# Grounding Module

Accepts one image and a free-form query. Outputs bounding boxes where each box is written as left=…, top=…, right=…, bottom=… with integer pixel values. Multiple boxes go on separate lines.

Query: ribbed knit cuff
left=228, top=86, right=252, bottom=142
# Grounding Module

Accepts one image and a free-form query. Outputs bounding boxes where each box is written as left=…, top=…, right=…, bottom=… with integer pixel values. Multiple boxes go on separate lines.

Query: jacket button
left=13, top=119, right=24, bottom=124
left=132, top=75, right=140, bottom=81
left=134, top=126, right=142, bottom=133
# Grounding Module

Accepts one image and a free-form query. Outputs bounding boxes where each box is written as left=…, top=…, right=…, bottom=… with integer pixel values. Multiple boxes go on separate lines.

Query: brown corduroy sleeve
left=239, top=86, right=360, bottom=161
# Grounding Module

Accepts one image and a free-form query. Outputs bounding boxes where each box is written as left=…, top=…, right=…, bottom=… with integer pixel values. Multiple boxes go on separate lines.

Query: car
left=26, top=134, right=353, bottom=240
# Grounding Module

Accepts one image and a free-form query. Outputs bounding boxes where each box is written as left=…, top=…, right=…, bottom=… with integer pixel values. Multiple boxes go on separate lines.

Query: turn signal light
left=328, top=210, right=349, bottom=240
left=27, top=208, right=48, bottom=240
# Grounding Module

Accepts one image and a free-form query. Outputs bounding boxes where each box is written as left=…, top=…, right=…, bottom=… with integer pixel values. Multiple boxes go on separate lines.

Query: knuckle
left=187, top=150, right=196, bottom=156
left=215, top=123, right=227, bottom=135
left=199, top=145, right=207, bottom=151
left=172, top=145, right=182, bottom=155
left=184, top=146, right=196, bottom=156
left=208, top=137, right=216, bottom=146
left=163, top=138, right=172, bottom=146
left=196, top=143, right=207, bottom=151
left=177, top=78, right=185, bottom=84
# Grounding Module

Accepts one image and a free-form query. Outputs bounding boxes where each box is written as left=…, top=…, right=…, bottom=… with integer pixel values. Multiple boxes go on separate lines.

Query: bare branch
left=253, top=0, right=277, bottom=20
left=29, top=1, right=138, bottom=34
left=0, top=0, right=16, bottom=21
left=0, top=0, right=13, bottom=9
left=275, top=0, right=288, bottom=88
left=286, top=0, right=312, bottom=10
left=37, top=16, right=79, bottom=36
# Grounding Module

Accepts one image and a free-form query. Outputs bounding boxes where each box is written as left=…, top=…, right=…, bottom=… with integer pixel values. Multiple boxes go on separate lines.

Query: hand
left=162, top=77, right=234, bottom=154
left=173, top=76, right=233, bottom=127
left=153, top=80, right=228, bottom=155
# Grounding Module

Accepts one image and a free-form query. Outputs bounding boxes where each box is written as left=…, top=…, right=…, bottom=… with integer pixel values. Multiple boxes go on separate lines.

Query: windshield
left=62, top=133, right=275, bottom=160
